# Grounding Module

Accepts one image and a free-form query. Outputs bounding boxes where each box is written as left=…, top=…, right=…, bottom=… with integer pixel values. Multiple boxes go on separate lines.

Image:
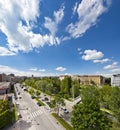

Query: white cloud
left=44, top=5, right=64, bottom=36
left=77, top=48, right=83, bottom=55
left=110, top=68, right=120, bottom=73
left=66, top=0, right=111, bottom=38
left=29, top=67, right=37, bottom=71
left=0, top=64, right=54, bottom=77
left=93, top=58, right=110, bottom=63
left=0, top=46, right=16, bottom=56
left=54, top=5, right=65, bottom=24
left=72, top=2, right=78, bottom=15
left=82, top=49, right=104, bottom=61
left=77, top=48, right=81, bottom=51
left=55, top=66, right=67, bottom=72
left=103, top=62, right=118, bottom=69
left=39, top=69, right=46, bottom=72
left=0, top=0, right=61, bottom=54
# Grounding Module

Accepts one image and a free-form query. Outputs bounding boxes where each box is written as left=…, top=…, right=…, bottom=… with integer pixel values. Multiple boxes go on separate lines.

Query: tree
left=61, top=76, right=72, bottom=98
left=50, top=95, right=65, bottom=116
left=29, top=88, right=35, bottom=95
left=71, top=86, right=112, bottom=130
left=105, top=78, right=111, bottom=86
left=99, top=85, right=112, bottom=109
left=109, top=86, right=120, bottom=122
left=71, top=79, right=80, bottom=98
left=36, top=90, right=40, bottom=97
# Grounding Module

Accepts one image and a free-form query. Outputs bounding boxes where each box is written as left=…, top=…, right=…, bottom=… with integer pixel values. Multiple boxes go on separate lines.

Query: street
left=7, top=83, right=65, bottom=130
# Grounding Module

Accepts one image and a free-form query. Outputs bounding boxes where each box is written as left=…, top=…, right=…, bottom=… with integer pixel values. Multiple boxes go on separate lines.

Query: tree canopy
left=71, top=86, right=112, bottom=130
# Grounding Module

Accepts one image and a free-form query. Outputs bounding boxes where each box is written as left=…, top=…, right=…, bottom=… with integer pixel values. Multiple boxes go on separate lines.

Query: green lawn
left=35, top=97, right=45, bottom=106
left=52, top=113, right=73, bottom=130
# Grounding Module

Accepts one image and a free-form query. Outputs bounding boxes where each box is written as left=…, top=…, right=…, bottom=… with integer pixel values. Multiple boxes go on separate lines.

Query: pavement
left=7, top=83, right=65, bottom=130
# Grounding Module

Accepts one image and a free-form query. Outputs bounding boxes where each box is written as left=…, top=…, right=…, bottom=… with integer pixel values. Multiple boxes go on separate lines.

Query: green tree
left=71, top=79, right=80, bottom=98
left=99, top=85, right=112, bottom=109
left=61, top=76, right=72, bottom=98
left=50, top=95, right=65, bottom=116
left=36, top=90, right=40, bottom=97
left=71, top=86, right=112, bottom=130
left=109, top=86, right=120, bottom=122
left=29, top=88, right=35, bottom=95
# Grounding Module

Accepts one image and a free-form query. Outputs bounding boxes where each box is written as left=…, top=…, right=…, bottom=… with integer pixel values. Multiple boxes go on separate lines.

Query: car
left=37, top=102, right=41, bottom=106
left=61, top=107, right=66, bottom=110
left=64, top=109, right=69, bottom=114
left=31, top=96, right=35, bottom=99
left=18, top=113, right=22, bottom=118
left=46, top=101, right=50, bottom=106
left=19, top=96, right=22, bottom=99
left=61, top=107, right=69, bottom=114
left=44, top=97, right=49, bottom=101
left=23, top=88, right=27, bottom=91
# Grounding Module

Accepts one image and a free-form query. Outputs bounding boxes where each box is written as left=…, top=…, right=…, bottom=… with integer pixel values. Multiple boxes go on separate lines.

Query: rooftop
left=0, top=82, right=10, bottom=90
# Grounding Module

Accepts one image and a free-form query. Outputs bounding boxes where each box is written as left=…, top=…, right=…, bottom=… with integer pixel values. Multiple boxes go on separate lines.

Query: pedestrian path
left=30, top=109, right=43, bottom=119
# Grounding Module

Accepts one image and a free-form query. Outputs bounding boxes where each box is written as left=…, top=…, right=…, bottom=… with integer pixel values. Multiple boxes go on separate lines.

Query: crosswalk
left=29, top=109, right=43, bottom=119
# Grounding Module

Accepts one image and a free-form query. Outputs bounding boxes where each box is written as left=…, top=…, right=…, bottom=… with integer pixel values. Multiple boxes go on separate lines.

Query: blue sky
left=0, top=0, right=120, bottom=77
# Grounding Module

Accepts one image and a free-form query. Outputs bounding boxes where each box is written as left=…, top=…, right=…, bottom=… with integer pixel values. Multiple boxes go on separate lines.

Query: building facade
left=72, top=75, right=105, bottom=86
left=0, top=82, right=11, bottom=95
left=111, top=74, right=120, bottom=86
left=60, top=75, right=105, bottom=86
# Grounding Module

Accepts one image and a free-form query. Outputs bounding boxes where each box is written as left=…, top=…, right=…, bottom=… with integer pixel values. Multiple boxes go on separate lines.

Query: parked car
left=31, top=96, right=35, bottom=99
left=37, top=102, right=41, bottom=106
left=18, top=113, right=22, bottom=118
left=46, top=101, right=50, bottom=106
left=44, top=97, right=49, bottom=101
left=64, top=109, right=69, bottom=114
left=61, top=107, right=69, bottom=114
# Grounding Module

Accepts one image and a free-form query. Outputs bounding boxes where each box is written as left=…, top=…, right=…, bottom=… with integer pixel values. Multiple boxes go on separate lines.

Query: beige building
left=72, top=75, right=105, bottom=86
left=0, top=82, right=11, bottom=95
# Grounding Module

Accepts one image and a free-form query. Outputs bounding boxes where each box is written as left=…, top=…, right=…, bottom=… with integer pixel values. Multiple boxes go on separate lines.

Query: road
left=7, top=83, right=65, bottom=130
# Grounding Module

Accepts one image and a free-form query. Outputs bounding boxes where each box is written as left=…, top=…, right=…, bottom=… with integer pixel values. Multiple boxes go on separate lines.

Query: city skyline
left=0, top=0, right=120, bottom=77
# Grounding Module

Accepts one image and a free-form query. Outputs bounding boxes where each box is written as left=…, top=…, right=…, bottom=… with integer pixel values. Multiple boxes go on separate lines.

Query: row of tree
left=25, top=76, right=80, bottom=99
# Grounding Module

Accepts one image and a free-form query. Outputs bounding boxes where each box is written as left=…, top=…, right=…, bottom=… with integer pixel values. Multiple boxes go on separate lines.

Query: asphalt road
left=7, top=83, right=65, bottom=130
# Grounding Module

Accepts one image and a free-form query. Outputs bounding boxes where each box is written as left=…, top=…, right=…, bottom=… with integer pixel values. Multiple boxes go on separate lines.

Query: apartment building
left=0, top=82, right=11, bottom=95
left=60, top=75, right=105, bottom=86
left=111, top=74, right=120, bottom=87
left=0, top=82, right=12, bottom=101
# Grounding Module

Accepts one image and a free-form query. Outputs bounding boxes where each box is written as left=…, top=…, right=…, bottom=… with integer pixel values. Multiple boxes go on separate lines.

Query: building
left=0, top=82, right=13, bottom=103
left=0, top=73, right=7, bottom=82
left=111, top=74, right=120, bottom=87
left=72, top=75, right=105, bottom=86
left=59, top=75, right=105, bottom=86
left=0, top=82, right=11, bottom=95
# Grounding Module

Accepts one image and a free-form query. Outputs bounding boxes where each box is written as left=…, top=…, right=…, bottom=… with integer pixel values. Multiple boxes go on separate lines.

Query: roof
left=0, top=82, right=10, bottom=90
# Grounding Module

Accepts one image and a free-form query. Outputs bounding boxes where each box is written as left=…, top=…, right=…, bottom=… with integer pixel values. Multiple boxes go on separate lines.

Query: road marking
left=30, top=110, right=43, bottom=119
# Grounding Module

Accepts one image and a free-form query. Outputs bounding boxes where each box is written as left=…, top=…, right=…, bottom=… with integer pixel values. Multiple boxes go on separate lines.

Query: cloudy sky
left=0, top=0, right=120, bottom=77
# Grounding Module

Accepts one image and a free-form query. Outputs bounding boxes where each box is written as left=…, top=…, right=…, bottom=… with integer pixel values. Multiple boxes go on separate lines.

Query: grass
left=12, top=105, right=18, bottom=122
left=35, top=97, right=45, bottom=106
left=52, top=113, right=73, bottom=130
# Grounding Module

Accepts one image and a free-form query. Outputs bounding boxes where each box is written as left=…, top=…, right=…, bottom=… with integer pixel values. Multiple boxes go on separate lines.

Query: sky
left=0, top=0, right=120, bottom=77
